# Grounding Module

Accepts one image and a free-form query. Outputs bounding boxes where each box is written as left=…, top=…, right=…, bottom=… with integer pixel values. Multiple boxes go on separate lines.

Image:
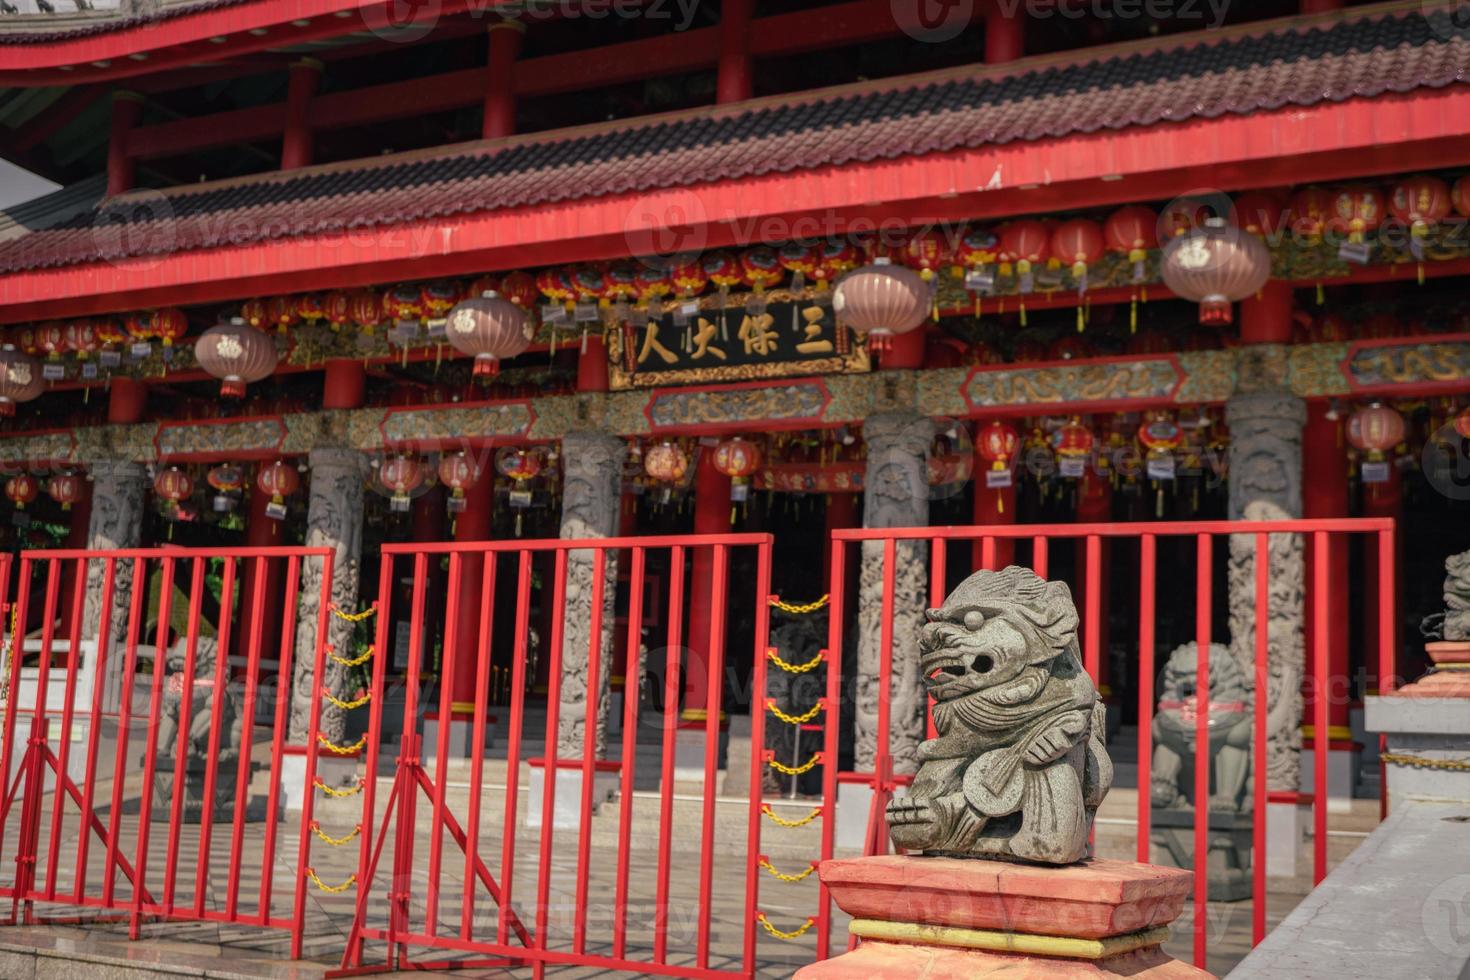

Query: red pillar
left=684, top=448, right=730, bottom=718
left=108, top=377, right=148, bottom=424
left=238, top=462, right=285, bottom=664
left=106, top=91, right=144, bottom=197
left=482, top=18, right=524, bottom=139
left=577, top=334, right=609, bottom=393
left=1362, top=460, right=1402, bottom=695
left=972, top=422, right=1017, bottom=571
left=281, top=58, right=321, bottom=171
left=1238, top=281, right=1294, bottom=344
left=716, top=0, right=752, bottom=104
left=1302, top=401, right=1351, bottom=734
left=985, top=7, right=1024, bottom=64
left=882, top=329, right=926, bottom=371
left=452, top=476, right=495, bottom=712
left=322, top=359, right=366, bottom=410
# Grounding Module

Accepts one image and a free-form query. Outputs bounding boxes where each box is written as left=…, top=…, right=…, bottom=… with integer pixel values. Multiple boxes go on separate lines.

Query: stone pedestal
left=795, top=855, right=1212, bottom=979
left=1365, top=643, right=1470, bottom=803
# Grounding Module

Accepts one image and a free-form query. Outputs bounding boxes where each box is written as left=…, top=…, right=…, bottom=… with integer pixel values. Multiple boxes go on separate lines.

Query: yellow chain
left=0, top=602, right=14, bottom=707
left=329, top=603, right=377, bottom=623
left=306, top=869, right=356, bottom=894
left=767, top=699, right=823, bottom=725
left=328, top=645, right=374, bottom=668
left=769, top=595, right=829, bottom=615
left=755, top=912, right=816, bottom=941
left=315, top=777, right=365, bottom=798
left=1381, top=751, right=1470, bottom=771
left=762, top=804, right=822, bottom=828
left=768, top=752, right=822, bottom=776
left=323, top=690, right=372, bottom=710
left=759, top=857, right=817, bottom=883
left=317, top=733, right=368, bottom=755
left=767, top=648, right=824, bottom=674
left=311, top=822, right=362, bottom=847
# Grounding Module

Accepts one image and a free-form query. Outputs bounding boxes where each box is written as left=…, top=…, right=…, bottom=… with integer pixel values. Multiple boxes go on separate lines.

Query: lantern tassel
left=1130, top=294, right=1138, bottom=333
left=1076, top=305, right=1085, bottom=334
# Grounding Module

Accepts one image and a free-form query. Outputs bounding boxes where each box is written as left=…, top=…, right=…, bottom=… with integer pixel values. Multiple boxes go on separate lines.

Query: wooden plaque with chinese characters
left=605, top=298, right=870, bottom=390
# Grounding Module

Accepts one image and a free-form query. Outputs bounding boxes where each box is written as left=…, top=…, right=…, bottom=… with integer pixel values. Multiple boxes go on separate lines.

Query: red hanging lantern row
left=257, top=460, right=300, bottom=520
left=811, top=239, right=860, bottom=291
left=6, top=473, right=38, bottom=510
left=702, top=251, right=744, bottom=301
left=603, top=262, right=641, bottom=308
left=382, top=284, right=424, bottom=325
left=46, top=473, right=83, bottom=511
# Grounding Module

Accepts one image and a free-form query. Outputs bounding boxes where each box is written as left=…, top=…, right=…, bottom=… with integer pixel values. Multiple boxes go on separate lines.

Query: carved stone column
left=1226, top=390, right=1306, bottom=794
left=556, top=431, right=624, bottom=758
left=81, top=459, right=148, bottom=680
left=855, top=411, right=934, bottom=775
left=288, top=448, right=368, bottom=745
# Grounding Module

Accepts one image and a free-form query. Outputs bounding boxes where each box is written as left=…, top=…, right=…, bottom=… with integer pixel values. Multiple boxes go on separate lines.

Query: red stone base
left=795, top=855, right=1213, bottom=980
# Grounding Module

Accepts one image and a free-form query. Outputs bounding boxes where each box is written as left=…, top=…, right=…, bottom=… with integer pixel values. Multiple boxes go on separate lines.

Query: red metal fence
left=813, top=518, right=1397, bottom=972
left=0, top=546, right=340, bottom=957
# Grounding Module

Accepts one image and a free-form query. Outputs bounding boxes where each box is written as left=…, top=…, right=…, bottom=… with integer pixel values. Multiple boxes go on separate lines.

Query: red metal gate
left=340, top=532, right=780, bottom=978
left=0, top=545, right=349, bottom=958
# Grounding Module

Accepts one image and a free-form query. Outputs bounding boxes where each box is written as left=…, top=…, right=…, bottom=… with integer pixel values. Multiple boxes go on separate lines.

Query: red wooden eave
left=2, top=85, right=1468, bottom=324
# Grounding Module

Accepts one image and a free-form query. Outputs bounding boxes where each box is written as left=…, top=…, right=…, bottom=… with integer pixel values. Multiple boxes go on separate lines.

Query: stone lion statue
left=886, top=566, right=1112, bottom=864
left=151, top=634, right=244, bottom=821
left=1423, top=550, right=1470, bottom=642
left=1150, top=641, right=1253, bottom=813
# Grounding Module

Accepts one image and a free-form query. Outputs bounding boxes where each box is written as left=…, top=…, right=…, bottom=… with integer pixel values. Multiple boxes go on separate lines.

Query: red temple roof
left=0, top=6, right=1465, bottom=281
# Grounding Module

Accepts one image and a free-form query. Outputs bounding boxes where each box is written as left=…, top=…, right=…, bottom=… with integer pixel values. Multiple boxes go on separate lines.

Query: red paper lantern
left=571, top=264, right=610, bottom=306
left=703, top=251, right=744, bottom=293
left=499, top=271, right=539, bottom=309
left=348, top=290, right=382, bottom=331
left=634, top=265, right=673, bottom=307
left=193, top=319, right=279, bottom=398
left=1288, top=186, right=1335, bottom=243
left=239, top=299, right=268, bottom=330
left=643, top=441, right=689, bottom=484
left=150, top=307, right=189, bottom=348
left=1232, top=191, right=1287, bottom=239
left=206, top=464, right=245, bottom=493
left=1454, top=175, right=1470, bottom=219
left=264, top=296, right=298, bottom=333
left=1455, top=405, right=1470, bottom=441
left=1331, top=184, right=1386, bottom=243
left=45, top=474, right=83, bottom=511
left=740, top=246, right=784, bottom=293
left=420, top=281, right=462, bottom=320
left=323, top=291, right=354, bottom=330
left=5, top=474, right=38, bottom=510
left=378, top=455, right=426, bottom=510
left=901, top=229, right=952, bottom=281
left=124, top=313, right=152, bottom=342
left=1389, top=175, right=1451, bottom=238
left=1051, top=417, right=1095, bottom=460
left=996, top=220, right=1051, bottom=278
left=604, top=263, right=642, bottom=306
left=445, top=291, right=535, bottom=377
left=36, top=322, right=67, bottom=361
left=294, top=293, right=326, bottom=324
left=0, top=346, right=44, bottom=416
left=670, top=259, right=708, bottom=298
left=1160, top=197, right=1219, bottom=239
left=494, top=447, right=543, bottom=485
left=1050, top=219, right=1104, bottom=281
left=1137, top=412, right=1182, bottom=453
left=954, top=227, right=1000, bottom=270
left=1103, top=205, right=1159, bottom=265
left=1346, top=403, right=1405, bottom=460
left=93, top=318, right=126, bottom=350
left=778, top=243, right=819, bottom=290
left=536, top=267, right=576, bottom=307
left=1159, top=220, right=1272, bottom=325
left=382, top=285, right=424, bottom=323
left=257, top=461, right=301, bottom=506
left=830, top=262, right=929, bottom=352
left=438, top=452, right=481, bottom=502
left=154, top=467, right=193, bottom=517
left=977, top=420, right=1020, bottom=470
left=810, top=239, right=860, bottom=291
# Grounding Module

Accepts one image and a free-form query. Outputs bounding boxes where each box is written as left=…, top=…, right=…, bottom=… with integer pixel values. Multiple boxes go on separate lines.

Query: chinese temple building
left=0, top=0, right=1468, bottom=975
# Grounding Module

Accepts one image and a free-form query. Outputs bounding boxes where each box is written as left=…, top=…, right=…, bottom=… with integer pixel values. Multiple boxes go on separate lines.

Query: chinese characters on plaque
left=605, top=298, right=869, bottom=390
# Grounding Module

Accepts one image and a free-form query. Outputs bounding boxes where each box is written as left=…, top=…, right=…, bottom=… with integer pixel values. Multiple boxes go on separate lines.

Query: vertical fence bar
left=1377, top=525, right=1396, bottom=821
left=531, top=548, right=569, bottom=978
left=876, top=537, right=897, bottom=845
left=1192, top=533, right=1211, bottom=970
left=613, top=546, right=647, bottom=960
left=1083, top=535, right=1101, bottom=684
left=258, top=554, right=302, bottom=922
left=45, top=557, right=89, bottom=899
left=345, top=556, right=394, bottom=969
left=192, top=557, right=236, bottom=915
left=226, top=557, right=269, bottom=922
left=980, top=536, right=996, bottom=571
left=103, top=558, right=145, bottom=909
left=0, top=557, right=33, bottom=913
left=461, top=549, right=497, bottom=941
left=653, top=545, right=685, bottom=964
left=426, top=551, right=464, bottom=937
left=162, top=557, right=208, bottom=913
left=695, top=544, right=729, bottom=970
left=131, top=555, right=175, bottom=935
left=573, top=546, right=607, bottom=956
left=13, top=558, right=57, bottom=923
left=74, top=557, right=118, bottom=904
left=496, top=551, right=532, bottom=948
left=1312, top=531, right=1329, bottom=887
left=391, top=551, right=430, bottom=966
left=816, top=535, right=845, bottom=961
left=742, top=540, right=773, bottom=974
left=290, top=549, right=335, bottom=959
left=1252, top=533, right=1269, bottom=946
left=1032, top=536, right=1048, bottom=578
left=1136, top=535, right=1155, bottom=865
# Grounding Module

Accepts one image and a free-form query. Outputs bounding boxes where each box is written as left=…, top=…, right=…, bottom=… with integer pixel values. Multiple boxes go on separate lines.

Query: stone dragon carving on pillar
left=289, top=448, right=369, bottom=745
left=1225, top=391, right=1306, bottom=794
left=886, top=566, right=1112, bottom=864
left=81, top=458, right=147, bottom=705
left=557, top=431, right=625, bottom=758
left=855, top=411, right=934, bottom=776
